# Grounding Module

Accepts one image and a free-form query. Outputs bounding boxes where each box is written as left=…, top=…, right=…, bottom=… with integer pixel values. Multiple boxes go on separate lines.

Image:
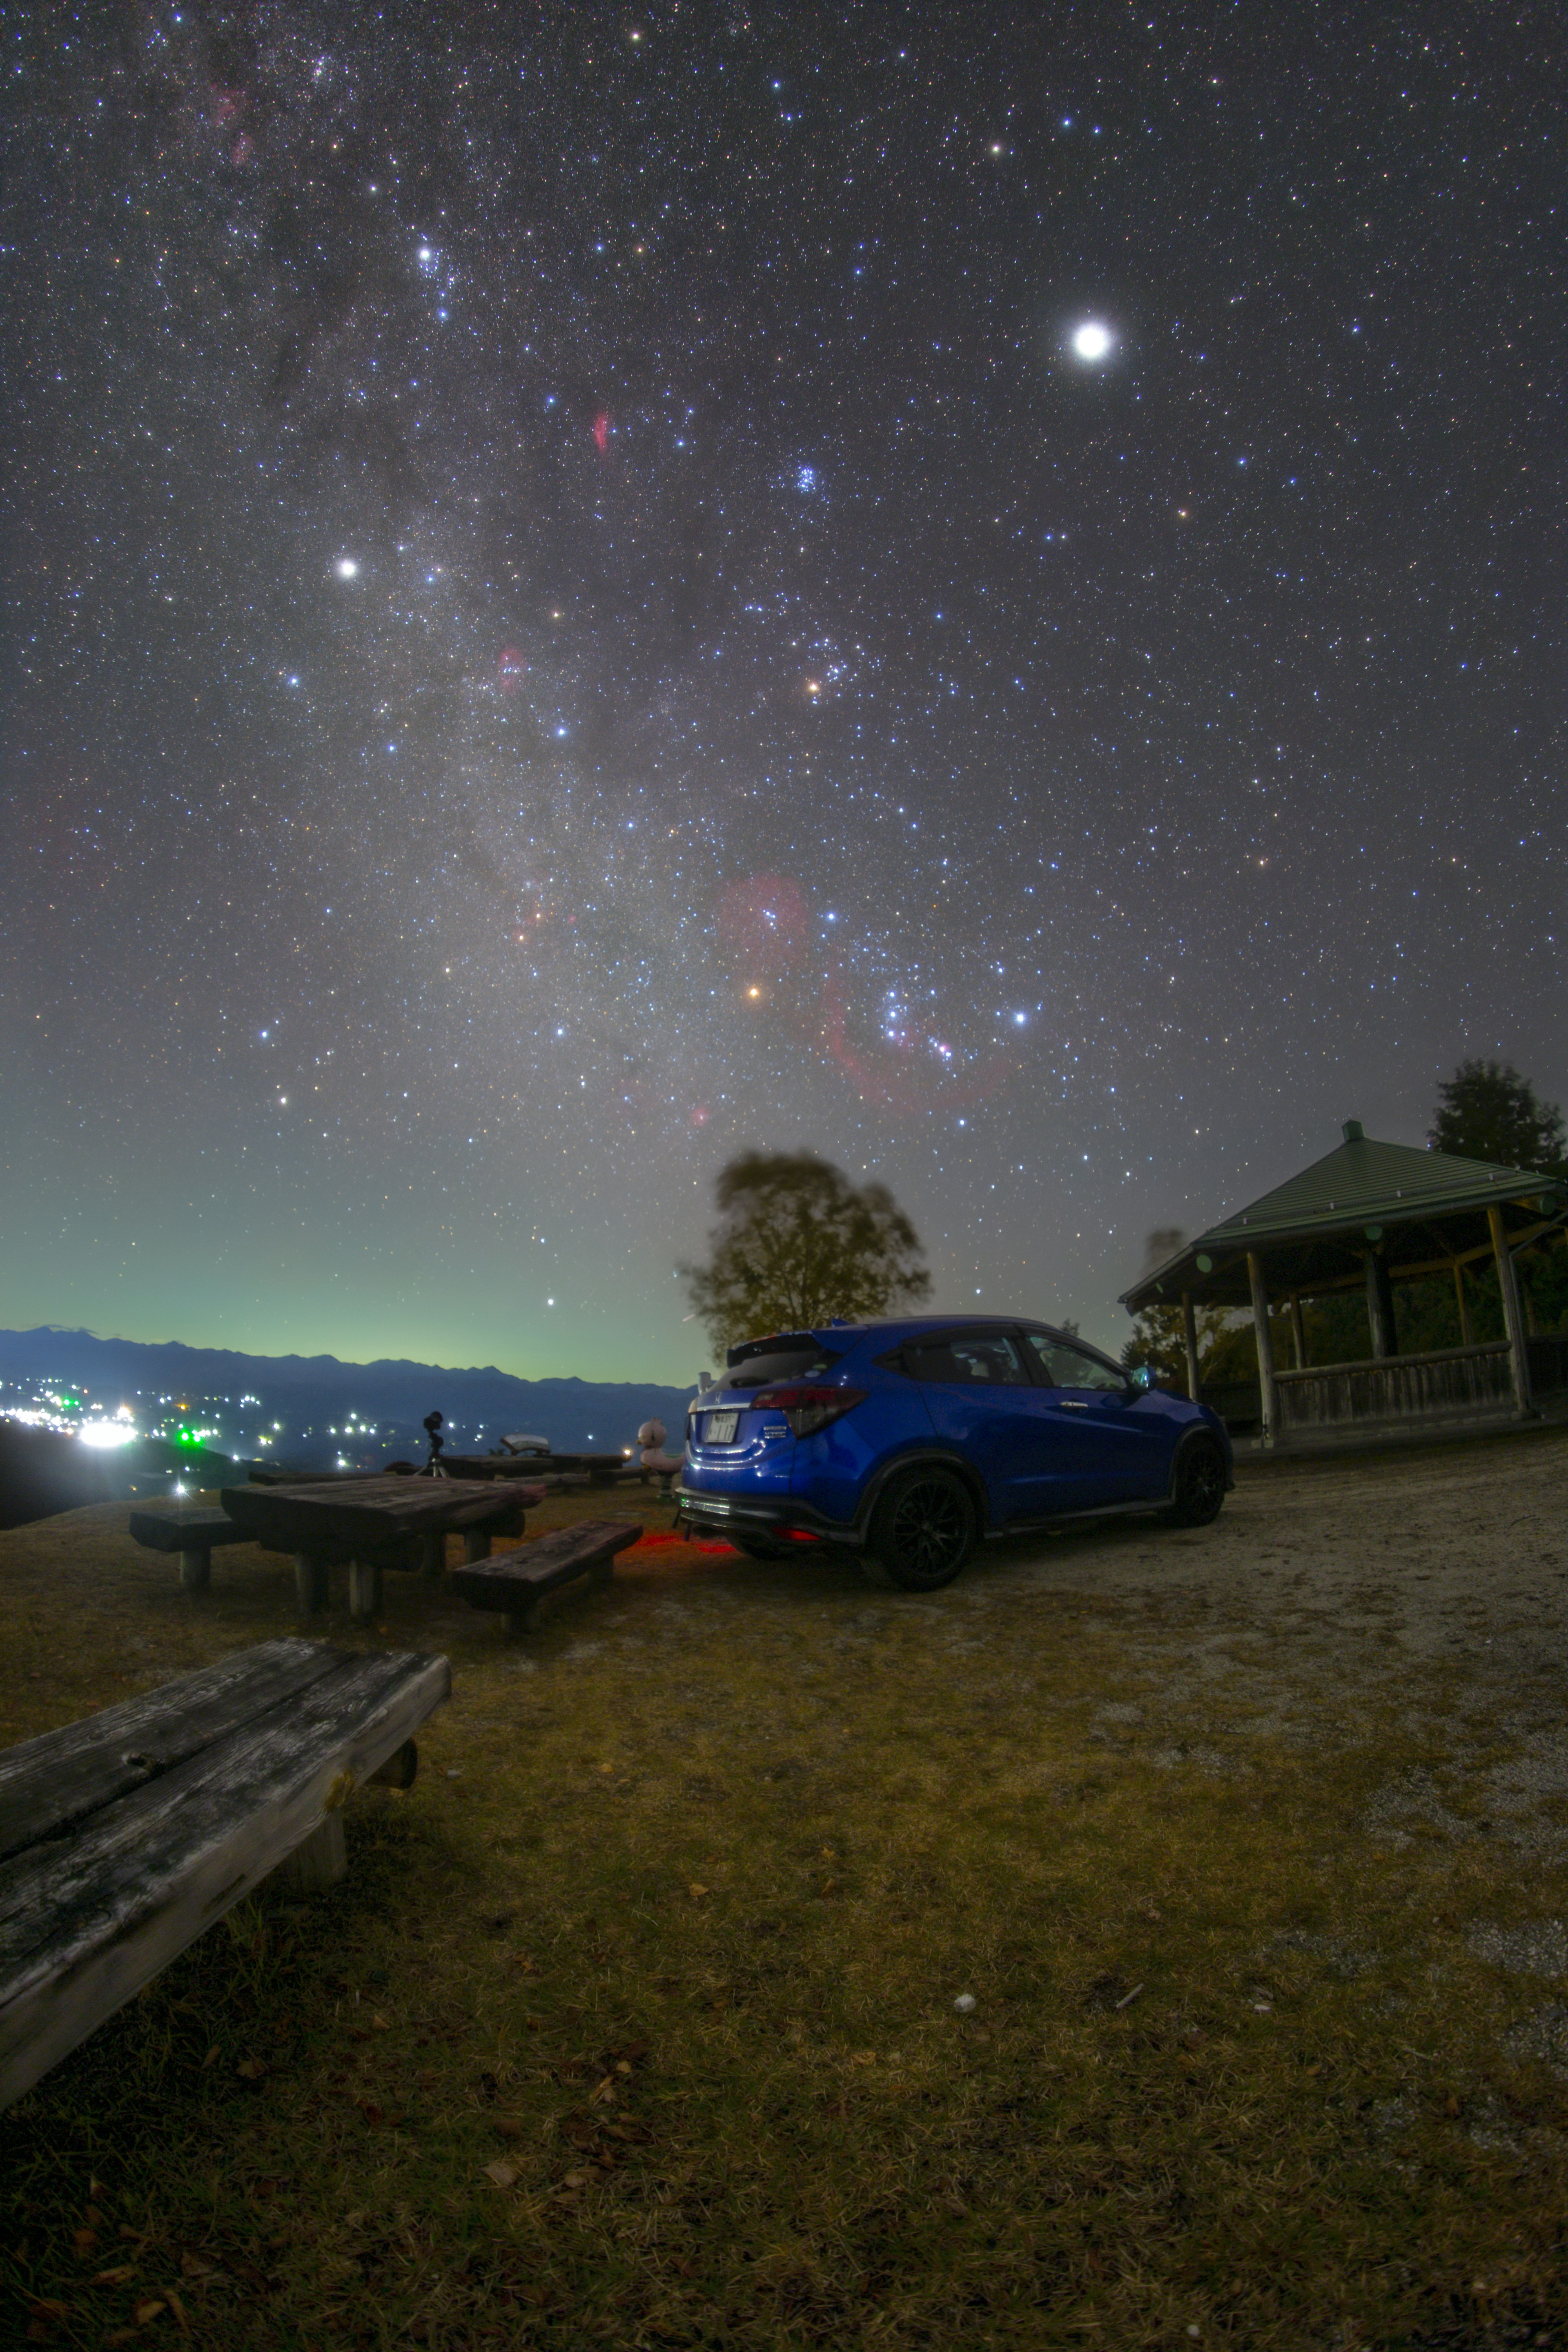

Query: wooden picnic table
left=220, top=1476, right=546, bottom=1621
left=442, top=1452, right=629, bottom=1486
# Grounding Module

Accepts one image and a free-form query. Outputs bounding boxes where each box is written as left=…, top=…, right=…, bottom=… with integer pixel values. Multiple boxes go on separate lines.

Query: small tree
left=1429, top=1060, right=1566, bottom=1174
left=1118, top=1230, right=1229, bottom=1390
left=1121, top=1301, right=1232, bottom=1390
left=682, top=1151, right=931, bottom=1360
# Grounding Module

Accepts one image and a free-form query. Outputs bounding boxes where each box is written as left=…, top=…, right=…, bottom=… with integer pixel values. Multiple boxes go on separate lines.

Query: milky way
left=3, top=6, right=1563, bottom=1379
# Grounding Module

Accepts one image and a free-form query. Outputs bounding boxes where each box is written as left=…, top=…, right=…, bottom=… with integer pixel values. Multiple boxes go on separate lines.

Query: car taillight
left=750, top=1383, right=866, bottom=1437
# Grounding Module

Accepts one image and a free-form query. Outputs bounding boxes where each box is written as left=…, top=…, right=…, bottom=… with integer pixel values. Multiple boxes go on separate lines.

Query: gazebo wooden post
left=1365, top=1252, right=1396, bottom=1359
left=1181, top=1290, right=1201, bottom=1403
left=1487, top=1205, right=1534, bottom=1416
left=1246, top=1251, right=1278, bottom=1446
left=1452, top=1261, right=1472, bottom=1346
left=1289, top=1293, right=1307, bottom=1370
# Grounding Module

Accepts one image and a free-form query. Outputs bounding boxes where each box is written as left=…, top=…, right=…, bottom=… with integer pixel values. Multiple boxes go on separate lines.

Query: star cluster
left=2, top=5, right=1562, bottom=1375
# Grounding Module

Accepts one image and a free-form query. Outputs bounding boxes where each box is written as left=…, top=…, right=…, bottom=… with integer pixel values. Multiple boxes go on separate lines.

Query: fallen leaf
left=179, top=2254, right=216, bottom=2279
left=687, top=1883, right=708, bottom=1899
left=201, top=2047, right=220, bottom=2069
left=849, top=2051, right=878, bottom=2065
left=133, top=2301, right=168, bottom=2325
left=509, top=1953, right=538, bottom=1973
left=482, top=2160, right=517, bottom=2189
left=614, top=2058, right=633, bottom=2076
left=492, top=2116, right=526, bottom=2142
left=72, top=2227, right=98, bottom=2253
left=1446, top=2094, right=1461, bottom=2116
left=27, top=2301, right=69, bottom=2323
left=560, top=2171, right=588, bottom=2189
left=356, top=2100, right=384, bottom=2126
left=371, top=2014, right=391, bottom=2032
left=164, top=2287, right=191, bottom=2334
left=91, top=2265, right=138, bottom=2288
left=590, top=2075, right=617, bottom=2105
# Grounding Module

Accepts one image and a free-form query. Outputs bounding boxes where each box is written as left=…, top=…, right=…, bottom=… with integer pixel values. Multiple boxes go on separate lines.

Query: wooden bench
left=128, top=1501, right=252, bottom=1593
left=449, top=1520, right=641, bottom=1634
left=0, top=1636, right=448, bottom=2110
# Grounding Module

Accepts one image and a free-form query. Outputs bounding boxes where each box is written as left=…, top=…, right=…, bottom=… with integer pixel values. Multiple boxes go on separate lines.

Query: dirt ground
left=6, top=1425, right=1567, bottom=1851
left=6, top=1430, right=1568, bottom=2347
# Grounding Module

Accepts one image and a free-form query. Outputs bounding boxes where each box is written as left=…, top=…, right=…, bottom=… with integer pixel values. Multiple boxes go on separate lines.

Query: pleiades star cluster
left=2, top=4, right=1562, bottom=1378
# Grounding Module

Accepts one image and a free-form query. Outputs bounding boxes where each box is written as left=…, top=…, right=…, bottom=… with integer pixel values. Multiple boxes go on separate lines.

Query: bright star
left=1071, top=321, right=1113, bottom=362
left=335, top=557, right=359, bottom=578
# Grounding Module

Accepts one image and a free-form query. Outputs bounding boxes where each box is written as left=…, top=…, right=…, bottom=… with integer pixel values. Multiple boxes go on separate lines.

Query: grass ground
left=3, top=1444, right=1568, bottom=2350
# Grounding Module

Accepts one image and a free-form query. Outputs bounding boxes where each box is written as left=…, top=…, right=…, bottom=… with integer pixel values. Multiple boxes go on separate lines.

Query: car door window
left=906, top=1333, right=1031, bottom=1386
left=1023, top=1333, right=1126, bottom=1393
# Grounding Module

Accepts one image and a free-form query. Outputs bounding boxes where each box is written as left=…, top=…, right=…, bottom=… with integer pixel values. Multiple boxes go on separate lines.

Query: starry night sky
left=4, top=3, right=1564, bottom=1382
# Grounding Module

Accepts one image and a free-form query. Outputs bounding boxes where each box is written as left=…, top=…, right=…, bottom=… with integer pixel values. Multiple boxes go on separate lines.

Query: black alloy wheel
left=866, top=1468, right=978, bottom=1591
left=1165, top=1437, right=1227, bottom=1527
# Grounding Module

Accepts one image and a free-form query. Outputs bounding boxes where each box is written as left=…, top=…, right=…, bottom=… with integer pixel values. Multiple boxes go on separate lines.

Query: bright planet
left=1071, top=320, right=1114, bottom=361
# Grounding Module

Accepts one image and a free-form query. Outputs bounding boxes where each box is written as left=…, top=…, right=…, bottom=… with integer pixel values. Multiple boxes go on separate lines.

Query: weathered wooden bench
left=0, top=1637, right=449, bottom=2109
left=448, top=1520, right=641, bottom=1634
left=128, top=1501, right=251, bottom=1593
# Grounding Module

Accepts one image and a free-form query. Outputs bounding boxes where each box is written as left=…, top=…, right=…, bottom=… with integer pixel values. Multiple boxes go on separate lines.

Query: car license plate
left=704, top=1410, right=739, bottom=1444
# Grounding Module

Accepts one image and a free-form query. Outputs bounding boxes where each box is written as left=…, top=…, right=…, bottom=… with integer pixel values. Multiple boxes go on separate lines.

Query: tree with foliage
left=1429, top=1060, right=1566, bottom=1175
left=1120, top=1300, right=1235, bottom=1391
left=682, top=1151, right=931, bottom=1359
left=1118, top=1231, right=1231, bottom=1390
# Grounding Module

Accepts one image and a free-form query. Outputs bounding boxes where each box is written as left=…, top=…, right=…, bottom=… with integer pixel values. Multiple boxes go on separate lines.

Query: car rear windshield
left=724, top=1335, right=843, bottom=1388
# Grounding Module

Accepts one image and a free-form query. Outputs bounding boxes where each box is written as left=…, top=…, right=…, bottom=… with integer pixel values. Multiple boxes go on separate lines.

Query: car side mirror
left=1129, top=1365, right=1153, bottom=1390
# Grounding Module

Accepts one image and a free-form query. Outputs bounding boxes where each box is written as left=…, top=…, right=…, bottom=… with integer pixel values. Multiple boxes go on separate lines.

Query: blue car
left=676, top=1316, right=1232, bottom=1590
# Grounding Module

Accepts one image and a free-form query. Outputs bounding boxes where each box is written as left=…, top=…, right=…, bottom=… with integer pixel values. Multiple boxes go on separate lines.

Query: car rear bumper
left=674, top=1485, right=864, bottom=1548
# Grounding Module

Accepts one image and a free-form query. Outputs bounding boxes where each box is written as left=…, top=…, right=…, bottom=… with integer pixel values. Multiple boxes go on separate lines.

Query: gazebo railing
left=1273, top=1341, right=1513, bottom=1432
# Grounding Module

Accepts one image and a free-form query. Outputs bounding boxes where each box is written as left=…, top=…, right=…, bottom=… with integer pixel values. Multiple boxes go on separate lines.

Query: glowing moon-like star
left=1070, top=321, right=1113, bottom=362
left=335, top=556, right=360, bottom=578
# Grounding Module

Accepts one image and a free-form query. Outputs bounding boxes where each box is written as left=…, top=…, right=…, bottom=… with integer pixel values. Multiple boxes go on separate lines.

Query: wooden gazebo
left=1121, top=1121, right=1565, bottom=1444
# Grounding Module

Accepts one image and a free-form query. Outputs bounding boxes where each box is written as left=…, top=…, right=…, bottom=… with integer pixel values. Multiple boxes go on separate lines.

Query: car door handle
left=1058, top=1400, right=1089, bottom=1412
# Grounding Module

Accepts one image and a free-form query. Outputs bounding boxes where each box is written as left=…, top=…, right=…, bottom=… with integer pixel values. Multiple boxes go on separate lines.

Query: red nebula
left=497, top=646, right=527, bottom=697
left=211, top=85, right=246, bottom=124
left=592, top=410, right=610, bottom=453
left=818, top=972, right=1013, bottom=1117
left=714, top=873, right=810, bottom=980
left=690, top=1105, right=710, bottom=1127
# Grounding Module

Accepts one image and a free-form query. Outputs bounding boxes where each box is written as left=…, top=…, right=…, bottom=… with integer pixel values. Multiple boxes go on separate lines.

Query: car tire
left=1164, top=1437, right=1227, bottom=1527
left=865, top=1467, right=978, bottom=1592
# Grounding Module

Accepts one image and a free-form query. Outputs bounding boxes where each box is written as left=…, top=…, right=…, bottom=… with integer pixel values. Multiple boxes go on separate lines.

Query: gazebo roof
left=1123, top=1122, right=1559, bottom=1312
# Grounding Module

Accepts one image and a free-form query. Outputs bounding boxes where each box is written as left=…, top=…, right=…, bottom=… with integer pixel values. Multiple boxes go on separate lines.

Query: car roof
left=820, top=1314, right=1097, bottom=1344
left=733, top=1315, right=1105, bottom=1350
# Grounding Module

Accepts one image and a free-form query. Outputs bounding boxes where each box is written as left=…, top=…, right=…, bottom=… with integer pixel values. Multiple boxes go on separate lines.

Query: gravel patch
left=1465, top=1919, right=1568, bottom=1976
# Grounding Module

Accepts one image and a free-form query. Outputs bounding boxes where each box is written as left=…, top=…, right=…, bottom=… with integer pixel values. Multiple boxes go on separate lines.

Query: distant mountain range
left=0, top=1326, right=696, bottom=1470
